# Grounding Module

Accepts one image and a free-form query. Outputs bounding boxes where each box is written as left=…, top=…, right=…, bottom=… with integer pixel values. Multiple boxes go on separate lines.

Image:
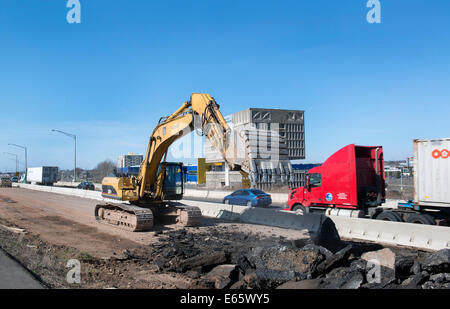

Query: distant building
left=232, top=108, right=305, bottom=160
left=204, top=108, right=306, bottom=189
left=385, top=159, right=414, bottom=178
left=117, top=153, right=144, bottom=169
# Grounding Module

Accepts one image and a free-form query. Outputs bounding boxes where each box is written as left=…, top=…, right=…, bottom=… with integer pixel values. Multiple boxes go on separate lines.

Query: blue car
left=223, top=189, right=272, bottom=207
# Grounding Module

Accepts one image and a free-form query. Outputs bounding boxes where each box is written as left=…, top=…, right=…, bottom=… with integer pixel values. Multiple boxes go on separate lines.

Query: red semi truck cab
left=285, top=145, right=386, bottom=212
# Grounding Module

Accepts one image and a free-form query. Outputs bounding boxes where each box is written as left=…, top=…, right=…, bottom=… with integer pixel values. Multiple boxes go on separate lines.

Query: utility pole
left=8, top=144, right=27, bottom=182
left=52, top=129, right=77, bottom=182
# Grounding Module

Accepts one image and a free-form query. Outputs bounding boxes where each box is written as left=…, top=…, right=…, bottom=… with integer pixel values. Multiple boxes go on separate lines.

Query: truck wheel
left=292, top=204, right=309, bottom=215
left=376, top=211, right=403, bottom=222
left=406, top=213, right=436, bottom=225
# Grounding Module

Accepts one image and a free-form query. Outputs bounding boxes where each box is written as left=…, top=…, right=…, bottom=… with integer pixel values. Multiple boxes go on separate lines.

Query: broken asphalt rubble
left=131, top=225, right=450, bottom=289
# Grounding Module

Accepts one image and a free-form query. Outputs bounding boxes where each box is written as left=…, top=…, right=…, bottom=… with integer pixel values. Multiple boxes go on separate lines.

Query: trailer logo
left=432, top=149, right=450, bottom=159
left=326, top=193, right=333, bottom=202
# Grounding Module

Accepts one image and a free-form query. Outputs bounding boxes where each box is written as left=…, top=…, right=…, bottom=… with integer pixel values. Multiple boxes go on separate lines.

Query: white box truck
left=397, top=138, right=450, bottom=225
left=27, top=167, right=59, bottom=186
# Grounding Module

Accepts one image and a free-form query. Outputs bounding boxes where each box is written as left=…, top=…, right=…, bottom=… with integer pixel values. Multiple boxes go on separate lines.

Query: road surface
left=0, top=249, right=44, bottom=289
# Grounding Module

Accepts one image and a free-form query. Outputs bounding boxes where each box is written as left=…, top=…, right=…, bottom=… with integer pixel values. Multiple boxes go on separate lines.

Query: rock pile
left=145, top=226, right=450, bottom=289
left=398, top=249, right=450, bottom=289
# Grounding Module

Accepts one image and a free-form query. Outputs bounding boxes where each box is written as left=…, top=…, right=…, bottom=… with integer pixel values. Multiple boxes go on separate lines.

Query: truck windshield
left=309, top=173, right=322, bottom=188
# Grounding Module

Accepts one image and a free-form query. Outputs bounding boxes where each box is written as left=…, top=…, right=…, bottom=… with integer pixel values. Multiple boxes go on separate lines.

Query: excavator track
left=95, top=203, right=154, bottom=232
left=175, top=205, right=203, bottom=227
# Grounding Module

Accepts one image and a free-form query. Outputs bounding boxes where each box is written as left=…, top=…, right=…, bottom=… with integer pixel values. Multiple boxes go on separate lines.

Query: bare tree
left=92, top=160, right=116, bottom=183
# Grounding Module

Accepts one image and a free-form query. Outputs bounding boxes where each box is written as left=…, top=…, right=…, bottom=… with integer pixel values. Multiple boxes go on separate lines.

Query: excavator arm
left=137, top=93, right=246, bottom=199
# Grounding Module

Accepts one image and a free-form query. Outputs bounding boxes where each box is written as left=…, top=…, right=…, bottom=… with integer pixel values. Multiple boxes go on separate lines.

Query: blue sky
left=1, top=0, right=449, bottom=171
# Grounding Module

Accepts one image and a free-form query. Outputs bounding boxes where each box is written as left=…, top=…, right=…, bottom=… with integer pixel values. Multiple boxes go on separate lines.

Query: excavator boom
left=138, top=93, right=245, bottom=199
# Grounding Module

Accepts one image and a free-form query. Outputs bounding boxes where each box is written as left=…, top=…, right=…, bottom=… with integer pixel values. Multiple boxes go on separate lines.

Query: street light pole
left=52, top=129, right=77, bottom=183
left=4, top=152, right=18, bottom=175
left=8, top=144, right=27, bottom=182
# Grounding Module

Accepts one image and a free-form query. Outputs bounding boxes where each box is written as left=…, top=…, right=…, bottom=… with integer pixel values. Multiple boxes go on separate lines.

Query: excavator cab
left=158, top=162, right=184, bottom=201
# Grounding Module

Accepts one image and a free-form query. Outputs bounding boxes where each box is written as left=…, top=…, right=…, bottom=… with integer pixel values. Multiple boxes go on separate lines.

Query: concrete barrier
left=240, top=208, right=324, bottom=232
left=330, top=216, right=450, bottom=251
left=13, top=183, right=117, bottom=203
left=180, top=199, right=248, bottom=221
left=55, top=182, right=102, bottom=191
left=184, top=189, right=209, bottom=199
left=206, top=190, right=228, bottom=200
left=270, top=193, right=288, bottom=204
left=56, top=181, right=81, bottom=187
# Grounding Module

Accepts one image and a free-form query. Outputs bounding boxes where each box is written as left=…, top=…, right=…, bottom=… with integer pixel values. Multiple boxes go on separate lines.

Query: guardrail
left=13, top=183, right=449, bottom=251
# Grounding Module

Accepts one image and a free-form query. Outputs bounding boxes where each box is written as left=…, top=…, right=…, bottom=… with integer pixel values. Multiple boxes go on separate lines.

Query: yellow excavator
left=95, top=93, right=249, bottom=231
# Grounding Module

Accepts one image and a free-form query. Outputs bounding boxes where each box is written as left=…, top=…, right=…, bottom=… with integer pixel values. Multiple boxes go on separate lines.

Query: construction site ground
left=0, top=187, right=448, bottom=290
left=0, top=188, right=310, bottom=288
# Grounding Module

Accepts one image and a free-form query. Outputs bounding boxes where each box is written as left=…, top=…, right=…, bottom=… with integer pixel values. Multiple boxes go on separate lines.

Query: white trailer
left=27, top=167, right=59, bottom=185
left=395, top=138, right=450, bottom=225
left=413, top=138, right=450, bottom=208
